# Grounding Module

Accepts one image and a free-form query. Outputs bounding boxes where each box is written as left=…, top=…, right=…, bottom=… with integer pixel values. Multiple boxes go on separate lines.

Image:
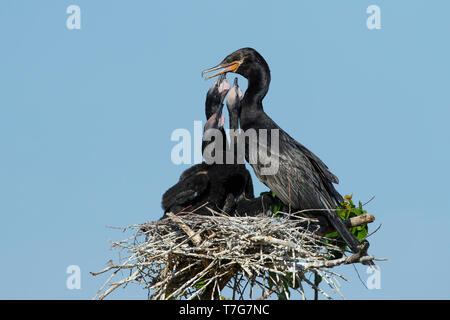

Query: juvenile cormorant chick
left=161, top=75, right=253, bottom=217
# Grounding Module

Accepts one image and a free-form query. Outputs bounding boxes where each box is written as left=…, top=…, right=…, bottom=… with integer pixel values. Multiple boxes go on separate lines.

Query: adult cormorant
left=161, top=75, right=254, bottom=216
left=202, top=48, right=363, bottom=253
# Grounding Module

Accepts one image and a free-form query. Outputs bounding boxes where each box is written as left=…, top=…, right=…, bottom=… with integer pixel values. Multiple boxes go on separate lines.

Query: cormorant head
left=202, top=47, right=270, bottom=81
left=226, top=77, right=243, bottom=116
left=205, top=73, right=230, bottom=119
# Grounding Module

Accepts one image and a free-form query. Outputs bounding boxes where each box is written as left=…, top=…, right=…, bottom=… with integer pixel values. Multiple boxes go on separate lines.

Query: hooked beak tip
left=202, top=61, right=240, bottom=80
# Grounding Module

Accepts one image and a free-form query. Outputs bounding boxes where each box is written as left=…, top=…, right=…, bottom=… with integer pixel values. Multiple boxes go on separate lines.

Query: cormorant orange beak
left=201, top=61, right=241, bottom=80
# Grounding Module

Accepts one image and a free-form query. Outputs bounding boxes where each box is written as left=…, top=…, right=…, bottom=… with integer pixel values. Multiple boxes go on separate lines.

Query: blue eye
left=226, top=59, right=233, bottom=63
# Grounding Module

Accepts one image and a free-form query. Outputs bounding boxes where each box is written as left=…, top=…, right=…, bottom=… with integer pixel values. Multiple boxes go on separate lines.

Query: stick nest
left=92, top=210, right=381, bottom=300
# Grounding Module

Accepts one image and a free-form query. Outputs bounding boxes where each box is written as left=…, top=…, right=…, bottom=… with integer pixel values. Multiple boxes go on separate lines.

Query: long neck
left=229, top=108, right=239, bottom=131
left=240, top=65, right=270, bottom=129
left=228, top=107, right=240, bottom=163
left=205, top=93, right=220, bottom=119
left=244, top=61, right=271, bottom=104
left=201, top=126, right=228, bottom=163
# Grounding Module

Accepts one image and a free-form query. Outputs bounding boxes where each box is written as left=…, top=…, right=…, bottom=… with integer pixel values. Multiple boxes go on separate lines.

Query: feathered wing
left=245, top=116, right=360, bottom=252
left=178, top=163, right=209, bottom=182
left=290, top=137, right=343, bottom=205
left=161, top=169, right=210, bottom=213
left=242, top=114, right=341, bottom=209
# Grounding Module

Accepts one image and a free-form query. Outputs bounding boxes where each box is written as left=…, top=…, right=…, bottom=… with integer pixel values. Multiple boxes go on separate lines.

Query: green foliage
left=193, top=280, right=206, bottom=290
left=325, top=194, right=370, bottom=256
left=259, top=191, right=285, bottom=217
left=259, top=192, right=369, bottom=244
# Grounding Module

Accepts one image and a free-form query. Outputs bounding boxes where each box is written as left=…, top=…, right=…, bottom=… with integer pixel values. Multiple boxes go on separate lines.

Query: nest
left=91, top=209, right=381, bottom=300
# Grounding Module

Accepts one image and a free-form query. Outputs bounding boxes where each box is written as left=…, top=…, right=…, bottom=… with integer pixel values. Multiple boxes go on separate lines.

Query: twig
left=165, top=212, right=202, bottom=246
left=91, top=210, right=385, bottom=300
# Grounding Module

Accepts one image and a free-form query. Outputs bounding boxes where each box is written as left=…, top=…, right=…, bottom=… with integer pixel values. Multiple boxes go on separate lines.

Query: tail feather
left=322, top=198, right=376, bottom=266
left=319, top=197, right=361, bottom=254
left=326, top=208, right=361, bottom=253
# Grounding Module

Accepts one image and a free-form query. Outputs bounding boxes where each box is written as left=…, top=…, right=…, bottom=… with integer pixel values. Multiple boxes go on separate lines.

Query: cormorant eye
left=226, top=59, right=233, bottom=63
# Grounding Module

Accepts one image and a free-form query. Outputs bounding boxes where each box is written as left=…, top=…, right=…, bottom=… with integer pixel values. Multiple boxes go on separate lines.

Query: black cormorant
left=202, top=48, right=363, bottom=253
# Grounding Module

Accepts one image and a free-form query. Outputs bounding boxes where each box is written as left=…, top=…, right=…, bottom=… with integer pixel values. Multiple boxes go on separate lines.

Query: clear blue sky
left=1, top=0, right=449, bottom=299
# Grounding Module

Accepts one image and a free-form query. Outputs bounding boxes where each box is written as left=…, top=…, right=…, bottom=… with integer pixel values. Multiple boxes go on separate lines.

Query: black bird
left=226, top=77, right=277, bottom=217
left=161, top=75, right=254, bottom=217
left=202, top=48, right=363, bottom=253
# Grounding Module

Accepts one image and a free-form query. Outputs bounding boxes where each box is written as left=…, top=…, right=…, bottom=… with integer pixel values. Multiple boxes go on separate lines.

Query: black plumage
left=225, top=77, right=278, bottom=217
left=161, top=75, right=254, bottom=217
left=202, top=48, right=362, bottom=253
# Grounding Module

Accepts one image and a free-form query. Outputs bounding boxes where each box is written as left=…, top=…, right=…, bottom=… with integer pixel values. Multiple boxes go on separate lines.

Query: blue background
left=0, top=0, right=448, bottom=299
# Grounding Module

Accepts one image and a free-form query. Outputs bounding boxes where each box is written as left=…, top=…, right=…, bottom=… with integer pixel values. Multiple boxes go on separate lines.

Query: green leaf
left=193, top=280, right=206, bottom=290
left=326, top=194, right=372, bottom=251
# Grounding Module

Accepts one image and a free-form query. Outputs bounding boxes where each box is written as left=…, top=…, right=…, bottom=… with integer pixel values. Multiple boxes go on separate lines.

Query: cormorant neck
left=202, top=127, right=228, bottom=164
left=205, top=95, right=220, bottom=119
left=243, top=62, right=271, bottom=108
left=229, top=109, right=239, bottom=131
left=228, top=109, right=239, bottom=163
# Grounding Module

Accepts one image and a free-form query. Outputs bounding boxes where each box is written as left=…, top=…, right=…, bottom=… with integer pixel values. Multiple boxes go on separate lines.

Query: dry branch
left=92, top=210, right=382, bottom=300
